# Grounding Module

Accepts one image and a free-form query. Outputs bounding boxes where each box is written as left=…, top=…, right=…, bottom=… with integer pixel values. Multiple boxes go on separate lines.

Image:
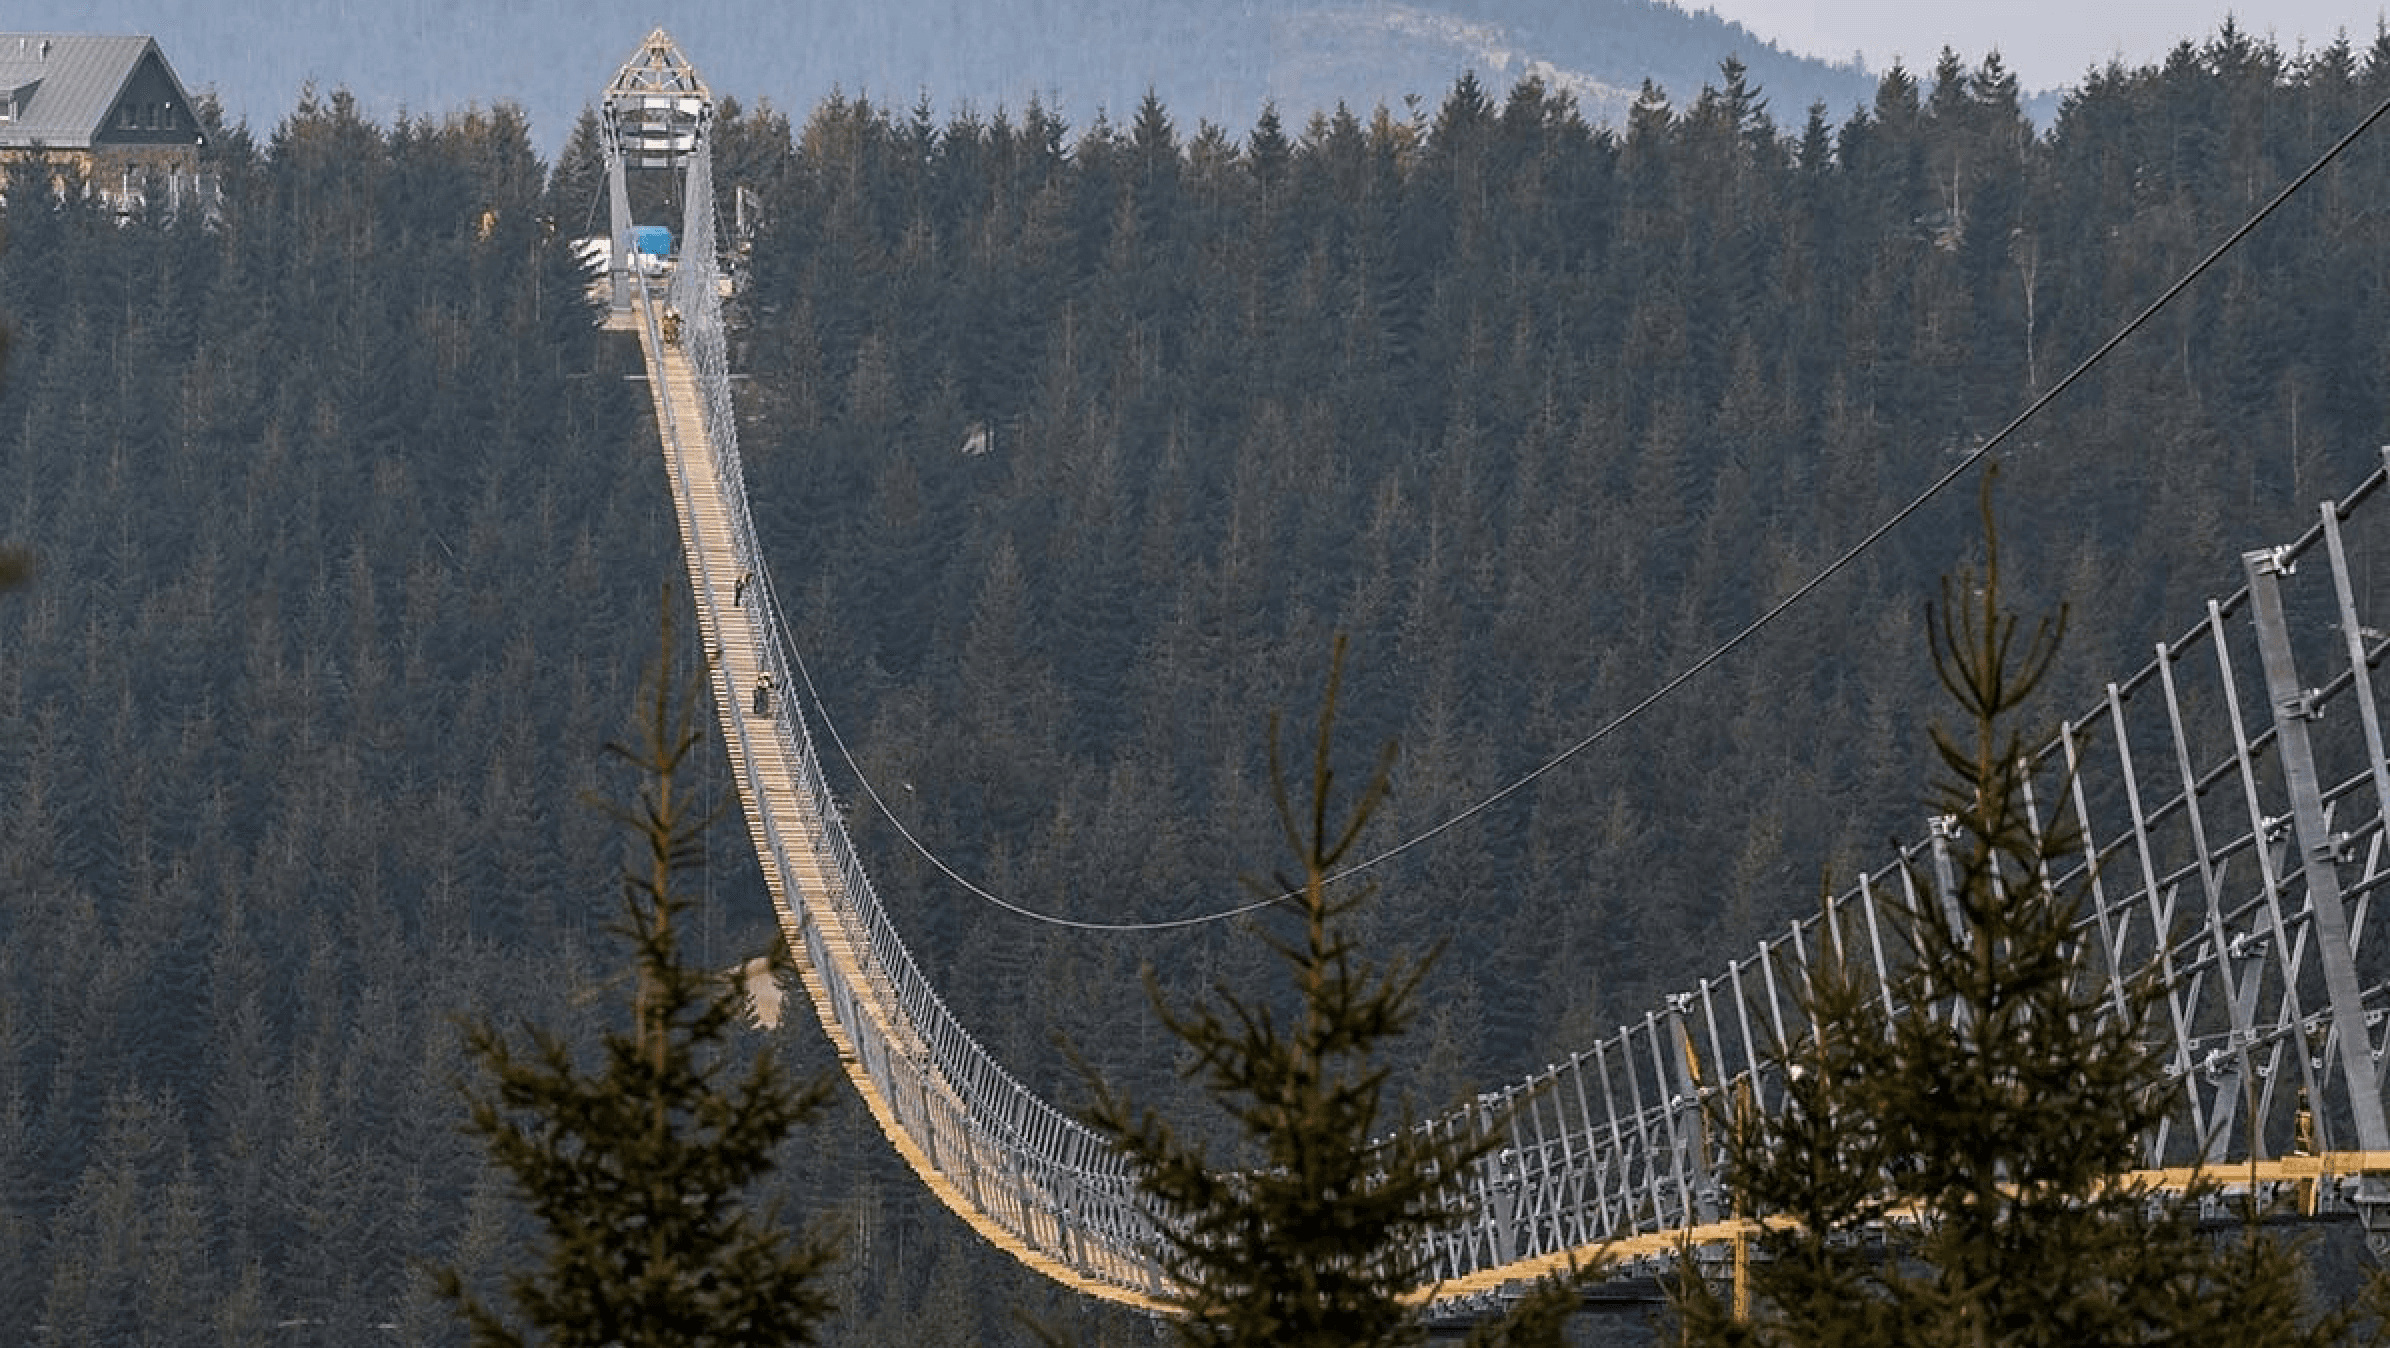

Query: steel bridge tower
left=601, top=29, right=711, bottom=314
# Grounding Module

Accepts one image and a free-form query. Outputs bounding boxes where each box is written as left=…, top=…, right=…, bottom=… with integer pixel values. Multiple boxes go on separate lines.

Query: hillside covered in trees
left=8, top=17, right=2390, bottom=1341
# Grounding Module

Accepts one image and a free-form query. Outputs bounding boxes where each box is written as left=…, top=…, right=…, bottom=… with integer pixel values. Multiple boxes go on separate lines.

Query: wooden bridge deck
left=626, top=286, right=1172, bottom=1311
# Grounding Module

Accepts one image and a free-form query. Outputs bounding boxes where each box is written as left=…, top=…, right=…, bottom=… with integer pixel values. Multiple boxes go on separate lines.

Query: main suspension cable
left=770, top=85, right=2390, bottom=932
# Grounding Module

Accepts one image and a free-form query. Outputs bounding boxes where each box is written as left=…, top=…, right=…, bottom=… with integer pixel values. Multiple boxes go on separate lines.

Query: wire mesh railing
left=639, top=176, right=1171, bottom=1304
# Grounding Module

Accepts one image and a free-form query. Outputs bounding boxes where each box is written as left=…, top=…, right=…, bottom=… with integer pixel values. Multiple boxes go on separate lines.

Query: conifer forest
left=11, top=20, right=2390, bottom=1342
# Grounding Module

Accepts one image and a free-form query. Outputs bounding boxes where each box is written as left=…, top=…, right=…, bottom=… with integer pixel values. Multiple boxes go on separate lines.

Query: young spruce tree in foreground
left=1672, top=475, right=2376, bottom=1348
left=1070, top=637, right=1583, bottom=1348
left=437, top=591, right=837, bottom=1346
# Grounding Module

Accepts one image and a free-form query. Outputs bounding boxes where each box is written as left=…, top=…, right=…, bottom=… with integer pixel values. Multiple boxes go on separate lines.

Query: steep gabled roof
left=0, top=34, right=198, bottom=149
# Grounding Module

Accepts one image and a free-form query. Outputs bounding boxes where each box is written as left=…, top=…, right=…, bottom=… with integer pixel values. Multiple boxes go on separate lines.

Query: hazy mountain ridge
left=69, top=0, right=1886, bottom=159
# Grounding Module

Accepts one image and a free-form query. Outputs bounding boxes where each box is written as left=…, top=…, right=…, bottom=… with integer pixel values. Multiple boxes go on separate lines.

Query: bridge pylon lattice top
left=604, top=27, right=711, bottom=167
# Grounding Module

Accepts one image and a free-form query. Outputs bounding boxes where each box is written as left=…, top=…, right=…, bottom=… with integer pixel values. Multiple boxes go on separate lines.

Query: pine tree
left=435, top=590, right=837, bottom=1346
left=0, top=307, right=23, bottom=593
left=1673, top=474, right=2371, bottom=1348
left=1070, top=637, right=1583, bottom=1347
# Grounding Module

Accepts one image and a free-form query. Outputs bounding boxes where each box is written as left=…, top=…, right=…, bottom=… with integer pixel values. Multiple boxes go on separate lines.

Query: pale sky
left=1696, top=1, right=2390, bottom=92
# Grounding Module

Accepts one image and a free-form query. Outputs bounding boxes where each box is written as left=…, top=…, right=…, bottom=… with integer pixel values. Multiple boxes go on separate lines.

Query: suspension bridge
left=597, top=29, right=2390, bottom=1320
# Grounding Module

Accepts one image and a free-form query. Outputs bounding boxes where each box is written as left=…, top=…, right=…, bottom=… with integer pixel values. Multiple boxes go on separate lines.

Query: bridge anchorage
left=600, top=28, right=2390, bottom=1320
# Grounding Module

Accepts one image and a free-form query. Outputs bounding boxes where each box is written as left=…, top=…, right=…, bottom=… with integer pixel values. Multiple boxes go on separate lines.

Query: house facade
left=0, top=34, right=205, bottom=208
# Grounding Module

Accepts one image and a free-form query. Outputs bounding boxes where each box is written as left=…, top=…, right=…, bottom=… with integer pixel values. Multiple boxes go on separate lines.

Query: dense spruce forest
left=10, top=18, right=2390, bottom=1341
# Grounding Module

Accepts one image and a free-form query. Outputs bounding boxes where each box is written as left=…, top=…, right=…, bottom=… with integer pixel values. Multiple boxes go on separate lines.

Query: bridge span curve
left=600, top=28, right=2390, bottom=1319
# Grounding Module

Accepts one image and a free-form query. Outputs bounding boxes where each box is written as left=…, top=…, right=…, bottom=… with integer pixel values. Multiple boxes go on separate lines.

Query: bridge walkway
left=626, top=279, right=1170, bottom=1308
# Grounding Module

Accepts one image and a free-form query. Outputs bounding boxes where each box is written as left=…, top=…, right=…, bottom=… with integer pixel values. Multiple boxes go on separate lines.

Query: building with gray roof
left=0, top=34, right=204, bottom=208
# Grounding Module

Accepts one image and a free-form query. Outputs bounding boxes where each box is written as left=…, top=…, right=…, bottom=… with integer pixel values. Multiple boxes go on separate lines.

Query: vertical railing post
left=2244, top=546, right=2390, bottom=1153
left=1665, top=995, right=1718, bottom=1225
